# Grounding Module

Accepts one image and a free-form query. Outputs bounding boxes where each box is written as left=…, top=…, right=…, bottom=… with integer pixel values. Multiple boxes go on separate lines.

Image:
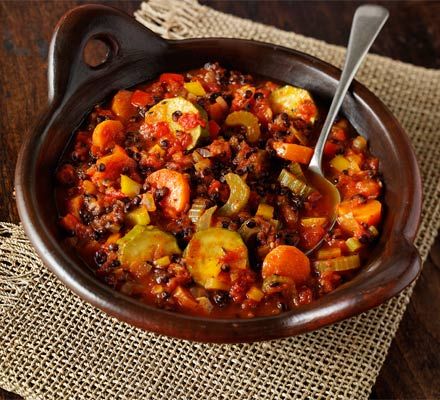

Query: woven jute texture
left=1, top=1, right=439, bottom=399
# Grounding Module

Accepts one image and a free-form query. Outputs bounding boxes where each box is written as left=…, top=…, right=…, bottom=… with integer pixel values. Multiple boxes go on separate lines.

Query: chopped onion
left=188, top=198, right=208, bottom=223
left=196, top=206, right=217, bottom=231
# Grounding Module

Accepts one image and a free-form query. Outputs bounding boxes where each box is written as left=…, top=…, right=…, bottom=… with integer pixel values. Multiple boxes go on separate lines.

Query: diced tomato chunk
left=324, top=141, right=341, bottom=157
left=208, top=120, right=221, bottom=139
left=131, top=90, right=154, bottom=107
left=178, top=112, right=207, bottom=129
left=159, top=73, right=184, bottom=85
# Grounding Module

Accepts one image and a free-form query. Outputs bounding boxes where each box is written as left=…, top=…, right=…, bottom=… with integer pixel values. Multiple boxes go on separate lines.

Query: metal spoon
left=305, top=5, right=389, bottom=255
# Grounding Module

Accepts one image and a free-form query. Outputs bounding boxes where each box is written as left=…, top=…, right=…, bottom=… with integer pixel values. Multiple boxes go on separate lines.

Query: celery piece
left=218, top=173, right=250, bottom=216
left=314, top=254, right=360, bottom=273
left=317, top=247, right=341, bottom=260
left=345, top=237, right=363, bottom=252
left=300, top=217, right=327, bottom=228
left=225, top=111, right=261, bottom=143
left=262, top=274, right=294, bottom=293
left=288, top=162, right=306, bottom=181
left=278, top=168, right=314, bottom=198
left=238, top=220, right=260, bottom=243
left=368, top=225, right=379, bottom=237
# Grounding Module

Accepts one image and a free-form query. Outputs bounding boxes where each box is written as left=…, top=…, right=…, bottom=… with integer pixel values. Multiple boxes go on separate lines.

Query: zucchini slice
left=269, top=85, right=318, bottom=124
left=117, top=225, right=181, bottom=266
left=145, top=97, right=209, bottom=149
left=183, top=228, right=249, bottom=287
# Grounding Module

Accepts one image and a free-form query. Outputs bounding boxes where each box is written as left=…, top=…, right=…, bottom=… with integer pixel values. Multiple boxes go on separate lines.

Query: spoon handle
left=309, top=5, right=389, bottom=173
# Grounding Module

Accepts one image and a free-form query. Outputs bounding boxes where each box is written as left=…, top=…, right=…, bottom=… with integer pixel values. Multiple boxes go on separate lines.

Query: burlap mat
left=1, top=1, right=439, bottom=399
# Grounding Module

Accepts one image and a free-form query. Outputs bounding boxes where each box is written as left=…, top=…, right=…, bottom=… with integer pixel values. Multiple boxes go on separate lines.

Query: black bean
left=124, top=202, right=133, bottom=213
left=212, top=291, right=230, bottom=307
left=110, top=259, right=121, bottom=268
left=244, top=90, right=253, bottom=99
left=94, top=250, right=107, bottom=266
left=155, top=270, right=170, bottom=284
left=154, top=187, right=169, bottom=202
left=79, top=208, right=93, bottom=224
left=209, top=192, right=220, bottom=202
left=172, top=110, right=182, bottom=121
left=359, top=235, right=370, bottom=244
left=209, top=92, right=221, bottom=104
left=108, top=243, right=119, bottom=252
left=71, top=152, right=79, bottom=162
left=171, top=254, right=182, bottom=263
left=246, top=219, right=257, bottom=228
left=254, top=92, right=264, bottom=100
left=160, top=291, right=170, bottom=299
left=221, top=220, right=230, bottom=228
left=223, top=94, right=233, bottom=104
left=98, top=163, right=106, bottom=172
left=131, top=196, right=141, bottom=206
left=160, top=139, right=169, bottom=149
left=221, top=264, right=230, bottom=272
left=284, top=232, right=298, bottom=245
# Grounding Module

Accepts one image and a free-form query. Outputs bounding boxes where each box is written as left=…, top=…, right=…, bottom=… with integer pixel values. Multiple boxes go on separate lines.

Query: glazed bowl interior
left=15, top=5, right=422, bottom=343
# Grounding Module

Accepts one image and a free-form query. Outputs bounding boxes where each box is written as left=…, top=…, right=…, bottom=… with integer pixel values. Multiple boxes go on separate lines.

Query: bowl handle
left=48, top=4, right=167, bottom=105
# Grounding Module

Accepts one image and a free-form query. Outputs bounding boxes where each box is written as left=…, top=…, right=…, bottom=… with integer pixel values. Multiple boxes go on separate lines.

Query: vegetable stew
left=56, top=63, right=383, bottom=318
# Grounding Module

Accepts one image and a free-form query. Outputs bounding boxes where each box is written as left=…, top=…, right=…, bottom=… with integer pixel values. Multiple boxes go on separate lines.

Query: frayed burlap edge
left=1, top=1, right=439, bottom=399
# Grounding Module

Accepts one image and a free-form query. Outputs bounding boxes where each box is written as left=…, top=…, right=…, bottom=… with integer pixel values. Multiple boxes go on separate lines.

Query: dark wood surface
left=0, top=1, right=438, bottom=398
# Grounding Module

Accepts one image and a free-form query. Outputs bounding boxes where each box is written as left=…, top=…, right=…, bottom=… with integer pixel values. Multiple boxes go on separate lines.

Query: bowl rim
left=14, top=4, right=422, bottom=343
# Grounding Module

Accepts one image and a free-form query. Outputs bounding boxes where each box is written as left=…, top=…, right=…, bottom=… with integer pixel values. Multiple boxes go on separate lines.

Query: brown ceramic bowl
left=15, top=5, right=422, bottom=343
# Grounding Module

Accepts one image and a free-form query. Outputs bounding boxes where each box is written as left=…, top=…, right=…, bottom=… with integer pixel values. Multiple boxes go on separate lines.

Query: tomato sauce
left=55, top=63, right=383, bottom=318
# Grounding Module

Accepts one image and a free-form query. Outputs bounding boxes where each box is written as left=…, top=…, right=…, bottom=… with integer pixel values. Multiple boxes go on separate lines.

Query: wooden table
left=0, top=1, right=438, bottom=398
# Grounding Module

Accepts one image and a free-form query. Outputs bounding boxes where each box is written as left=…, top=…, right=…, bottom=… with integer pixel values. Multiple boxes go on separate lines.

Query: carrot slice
left=146, top=169, right=190, bottom=216
left=273, top=142, right=314, bottom=164
left=262, top=245, right=311, bottom=284
left=338, top=199, right=382, bottom=226
left=111, top=90, right=137, bottom=122
left=91, top=145, right=136, bottom=182
left=92, top=120, right=124, bottom=152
